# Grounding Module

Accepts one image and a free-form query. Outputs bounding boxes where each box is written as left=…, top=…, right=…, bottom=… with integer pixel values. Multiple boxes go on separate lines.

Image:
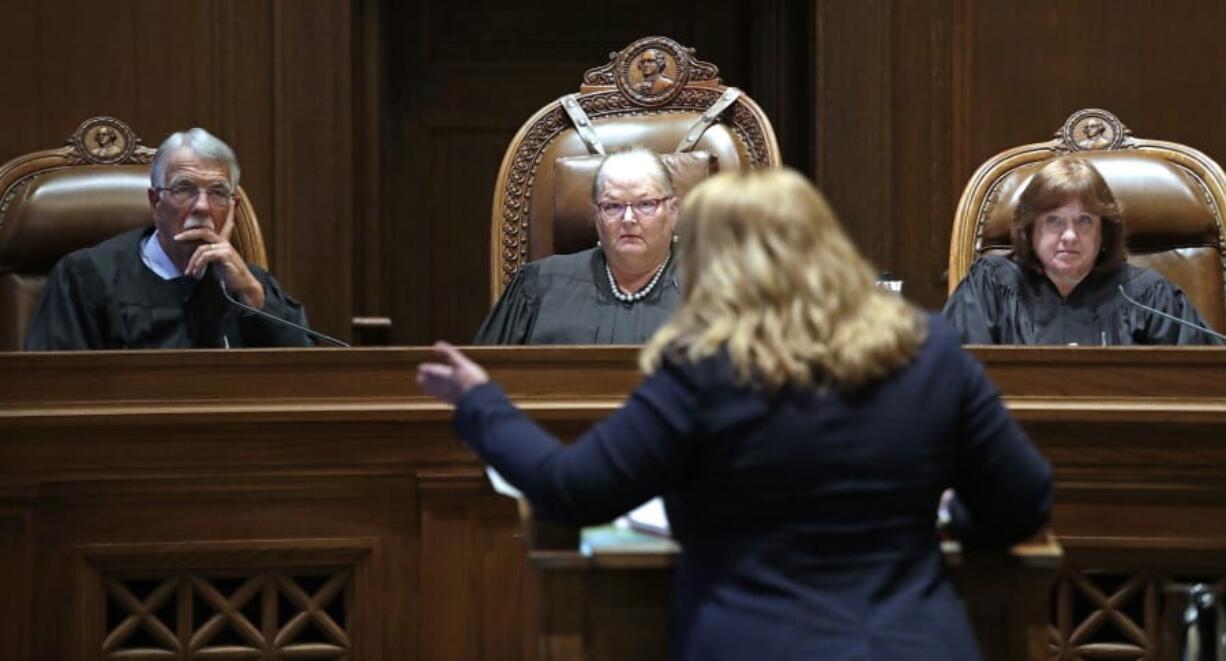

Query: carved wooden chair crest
left=949, top=108, right=1226, bottom=331
left=0, top=116, right=267, bottom=349
left=489, top=35, right=782, bottom=301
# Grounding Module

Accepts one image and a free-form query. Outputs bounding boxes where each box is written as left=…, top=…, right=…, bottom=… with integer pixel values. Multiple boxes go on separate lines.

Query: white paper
left=485, top=466, right=523, bottom=498
left=618, top=497, right=671, bottom=537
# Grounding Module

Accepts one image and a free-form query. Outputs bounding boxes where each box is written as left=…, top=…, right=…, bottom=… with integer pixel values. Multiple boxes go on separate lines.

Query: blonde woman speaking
left=419, top=168, right=1051, bottom=661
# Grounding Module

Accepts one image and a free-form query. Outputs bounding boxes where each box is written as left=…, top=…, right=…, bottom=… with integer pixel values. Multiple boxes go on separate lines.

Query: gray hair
left=591, top=146, right=675, bottom=202
left=149, top=128, right=241, bottom=189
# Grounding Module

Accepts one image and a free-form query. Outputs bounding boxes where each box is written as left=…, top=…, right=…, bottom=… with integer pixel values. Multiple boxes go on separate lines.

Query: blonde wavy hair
left=641, top=168, right=927, bottom=391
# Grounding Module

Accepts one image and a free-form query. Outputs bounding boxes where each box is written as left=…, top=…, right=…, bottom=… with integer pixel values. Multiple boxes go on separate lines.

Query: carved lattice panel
left=1049, top=568, right=1161, bottom=660
left=1048, top=567, right=1226, bottom=661
left=101, top=569, right=351, bottom=659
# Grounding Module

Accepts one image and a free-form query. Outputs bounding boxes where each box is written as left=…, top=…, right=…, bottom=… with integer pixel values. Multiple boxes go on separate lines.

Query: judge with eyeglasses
left=475, top=147, right=683, bottom=345
left=26, top=128, right=311, bottom=349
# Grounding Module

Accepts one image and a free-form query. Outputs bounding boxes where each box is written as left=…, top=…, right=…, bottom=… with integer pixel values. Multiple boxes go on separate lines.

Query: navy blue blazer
left=455, top=315, right=1052, bottom=660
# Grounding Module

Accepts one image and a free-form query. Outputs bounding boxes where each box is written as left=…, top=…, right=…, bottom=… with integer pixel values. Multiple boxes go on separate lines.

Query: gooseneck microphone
left=211, top=265, right=350, bottom=347
left=1117, top=284, right=1226, bottom=344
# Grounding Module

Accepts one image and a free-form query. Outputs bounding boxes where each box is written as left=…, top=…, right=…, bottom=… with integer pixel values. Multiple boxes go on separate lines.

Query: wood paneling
left=814, top=0, right=957, bottom=309
left=0, top=510, right=31, bottom=660
left=273, top=0, right=354, bottom=342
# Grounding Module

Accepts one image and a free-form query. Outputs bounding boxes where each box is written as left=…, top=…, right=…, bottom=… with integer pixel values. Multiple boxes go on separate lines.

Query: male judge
left=25, top=128, right=311, bottom=350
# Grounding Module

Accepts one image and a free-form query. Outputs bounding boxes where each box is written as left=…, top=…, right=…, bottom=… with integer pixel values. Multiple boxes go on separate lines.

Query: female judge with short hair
left=944, top=156, right=1218, bottom=345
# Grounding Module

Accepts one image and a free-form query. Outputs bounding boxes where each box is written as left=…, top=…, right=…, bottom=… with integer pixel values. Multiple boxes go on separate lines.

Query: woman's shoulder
left=533, top=248, right=599, bottom=273
left=967, top=254, right=1026, bottom=281
left=498, top=248, right=598, bottom=294
left=956, top=255, right=1032, bottom=301
left=1117, top=262, right=1176, bottom=291
left=656, top=347, right=733, bottom=382
left=923, top=312, right=961, bottom=344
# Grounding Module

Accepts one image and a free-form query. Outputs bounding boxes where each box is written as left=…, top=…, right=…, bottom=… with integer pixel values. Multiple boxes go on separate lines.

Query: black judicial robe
left=943, top=255, right=1220, bottom=345
left=26, top=227, right=312, bottom=350
left=474, top=247, right=680, bottom=345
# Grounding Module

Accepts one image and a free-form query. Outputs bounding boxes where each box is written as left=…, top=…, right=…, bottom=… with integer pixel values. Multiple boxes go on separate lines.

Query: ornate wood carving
left=581, top=36, right=721, bottom=91
left=70, top=116, right=144, bottom=165
left=1056, top=108, right=1133, bottom=154
left=1047, top=567, right=1226, bottom=659
left=101, top=570, right=351, bottom=658
left=73, top=536, right=378, bottom=660
left=1049, top=569, right=1158, bottom=659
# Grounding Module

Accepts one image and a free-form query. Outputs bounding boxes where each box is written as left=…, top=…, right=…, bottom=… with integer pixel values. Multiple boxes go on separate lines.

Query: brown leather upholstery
left=0, top=116, right=267, bottom=350
left=489, top=36, right=782, bottom=301
left=949, top=109, right=1226, bottom=332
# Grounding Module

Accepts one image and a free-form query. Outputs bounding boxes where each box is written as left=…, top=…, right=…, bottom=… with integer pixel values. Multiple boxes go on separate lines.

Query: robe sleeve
left=25, top=255, right=109, bottom=350
left=942, top=259, right=1009, bottom=344
left=233, top=266, right=313, bottom=347
left=472, top=264, right=539, bottom=345
left=1128, top=276, right=1224, bottom=346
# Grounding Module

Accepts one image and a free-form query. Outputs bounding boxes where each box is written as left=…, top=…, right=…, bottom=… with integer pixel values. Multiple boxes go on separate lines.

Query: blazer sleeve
left=453, top=359, right=701, bottom=526
left=945, top=332, right=1053, bottom=547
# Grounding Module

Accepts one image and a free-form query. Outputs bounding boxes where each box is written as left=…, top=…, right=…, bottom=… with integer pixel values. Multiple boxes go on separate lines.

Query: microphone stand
left=217, top=276, right=350, bottom=347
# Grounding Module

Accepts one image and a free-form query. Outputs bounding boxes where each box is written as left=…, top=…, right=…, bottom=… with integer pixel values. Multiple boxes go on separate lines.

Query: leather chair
left=948, top=108, right=1226, bottom=332
left=0, top=116, right=267, bottom=350
left=489, top=35, right=782, bottom=301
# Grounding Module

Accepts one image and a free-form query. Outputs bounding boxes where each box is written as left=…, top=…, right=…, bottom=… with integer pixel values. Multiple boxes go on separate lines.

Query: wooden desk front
left=1, top=346, right=1223, bottom=659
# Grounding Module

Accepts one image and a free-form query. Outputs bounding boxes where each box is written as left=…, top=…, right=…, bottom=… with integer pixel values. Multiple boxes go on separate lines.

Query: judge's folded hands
left=417, top=341, right=489, bottom=404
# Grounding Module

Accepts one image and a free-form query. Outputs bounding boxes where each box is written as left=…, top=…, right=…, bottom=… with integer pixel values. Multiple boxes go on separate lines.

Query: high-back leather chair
left=0, top=116, right=267, bottom=350
left=948, top=108, right=1226, bottom=332
left=489, top=35, right=782, bottom=301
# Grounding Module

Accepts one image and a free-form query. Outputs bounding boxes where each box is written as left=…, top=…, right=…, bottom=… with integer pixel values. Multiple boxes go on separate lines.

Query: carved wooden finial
left=581, top=36, right=721, bottom=106
left=68, top=116, right=144, bottom=165
left=1056, top=108, right=1133, bottom=153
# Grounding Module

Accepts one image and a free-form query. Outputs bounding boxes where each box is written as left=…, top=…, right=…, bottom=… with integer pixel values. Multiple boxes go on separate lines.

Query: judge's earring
left=596, top=239, right=602, bottom=248
left=672, top=234, right=678, bottom=244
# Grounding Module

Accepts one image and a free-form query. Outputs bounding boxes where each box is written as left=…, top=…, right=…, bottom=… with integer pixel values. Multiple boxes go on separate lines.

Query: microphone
left=210, top=264, right=350, bottom=347
left=1117, top=284, right=1226, bottom=344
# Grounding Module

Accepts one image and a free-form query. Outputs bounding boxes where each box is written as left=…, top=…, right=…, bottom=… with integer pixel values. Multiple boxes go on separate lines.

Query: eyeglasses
left=155, top=182, right=235, bottom=208
left=597, top=196, right=672, bottom=220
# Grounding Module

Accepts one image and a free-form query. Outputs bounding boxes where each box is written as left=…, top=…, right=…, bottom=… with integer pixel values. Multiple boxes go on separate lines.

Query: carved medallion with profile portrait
left=72, top=116, right=140, bottom=165
left=1059, top=108, right=1130, bottom=152
left=614, top=36, right=690, bottom=106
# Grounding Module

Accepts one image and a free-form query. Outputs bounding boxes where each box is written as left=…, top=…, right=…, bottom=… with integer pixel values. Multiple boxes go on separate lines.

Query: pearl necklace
left=606, top=251, right=671, bottom=304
